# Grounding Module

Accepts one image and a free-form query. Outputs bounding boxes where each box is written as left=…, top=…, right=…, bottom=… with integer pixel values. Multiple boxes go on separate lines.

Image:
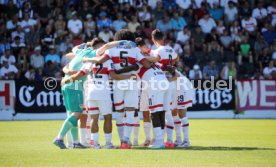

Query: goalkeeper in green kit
left=53, top=40, right=133, bottom=149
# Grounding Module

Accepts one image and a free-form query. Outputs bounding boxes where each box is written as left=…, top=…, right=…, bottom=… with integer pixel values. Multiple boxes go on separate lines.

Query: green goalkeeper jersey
left=62, top=47, right=96, bottom=91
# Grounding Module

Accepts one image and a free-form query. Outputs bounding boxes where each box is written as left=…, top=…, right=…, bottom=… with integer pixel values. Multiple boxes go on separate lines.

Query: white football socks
left=173, top=115, right=182, bottom=142
left=124, top=111, right=135, bottom=142
left=133, top=116, right=140, bottom=143
left=116, top=112, right=125, bottom=142
left=181, top=117, right=189, bottom=142
left=143, top=122, right=151, bottom=141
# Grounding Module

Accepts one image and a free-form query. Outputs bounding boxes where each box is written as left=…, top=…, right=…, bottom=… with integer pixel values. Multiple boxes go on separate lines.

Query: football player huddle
left=53, top=29, right=194, bottom=149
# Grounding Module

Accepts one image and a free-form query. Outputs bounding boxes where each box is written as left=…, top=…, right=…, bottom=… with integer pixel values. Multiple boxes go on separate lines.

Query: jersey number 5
left=120, top=51, right=129, bottom=67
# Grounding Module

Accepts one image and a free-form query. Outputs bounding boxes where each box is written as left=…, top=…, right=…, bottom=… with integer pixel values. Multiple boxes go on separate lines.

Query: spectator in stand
left=241, top=13, right=257, bottom=35
left=30, top=46, right=44, bottom=69
left=268, top=1, right=276, bottom=26
left=78, top=0, right=93, bottom=20
left=258, top=48, right=272, bottom=71
left=203, top=60, right=219, bottom=79
left=84, top=14, right=96, bottom=39
left=0, top=59, right=18, bottom=80
left=41, top=25, right=55, bottom=52
left=11, top=36, right=26, bottom=55
left=112, top=13, right=127, bottom=32
left=216, top=20, right=226, bottom=35
left=194, top=0, right=204, bottom=9
left=18, top=1, right=33, bottom=19
left=128, top=16, right=141, bottom=33
left=252, top=1, right=268, bottom=22
left=25, top=24, right=40, bottom=49
left=97, top=11, right=112, bottom=31
left=24, top=66, right=35, bottom=80
left=220, top=61, right=237, bottom=80
left=224, top=1, right=238, bottom=25
left=230, top=20, right=241, bottom=42
left=20, top=13, right=37, bottom=34
left=17, top=47, right=29, bottom=72
left=156, top=15, right=172, bottom=33
left=55, top=14, right=67, bottom=41
left=138, top=4, right=151, bottom=23
left=182, top=45, right=197, bottom=69
left=191, top=25, right=205, bottom=51
left=0, top=49, right=16, bottom=65
left=43, top=60, right=60, bottom=78
left=209, top=2, right=223, bottom=21
left=11, top=25, right=25, bottom=43
left=176, top=0, right=191, bottom=10
left=67, top=11, right=83, bottom=38
left=198, top=13, right=217, bottom=34
left=206, top=0, right=219, bottom=9
left=170, top=12, right=187, bottom=32
left=176, top=27, right=191, bottom=46
left=263, top=60, right=276, bottom=79
left=238, top=39, right=253, bottom=65
left=189, top=64, right=202, bottom=80
left=58, top=37, right=73, bottom=55
left=98, top=26, right=114, bottom=42
left=45, top=45, right=60, bottom=65
left=6, top=14, right=20, bottom=32
left=262, top=25, right=276, bottom=45
left=142, top=22, right=154, bottom=39
left=162, top=0, right=177, bottom=10
left=254, top=35, right=269, bottom=60
left=220, top=30, right=233, bottom=51
left=35, top=1, right=51, bottom=27
left=194, top=2, right=208, bottom=21
left=238, top=1, right=251, bottom=19
left=152, top=1, right=164, bottom=21
left=3, top=0, right=18, bottom=19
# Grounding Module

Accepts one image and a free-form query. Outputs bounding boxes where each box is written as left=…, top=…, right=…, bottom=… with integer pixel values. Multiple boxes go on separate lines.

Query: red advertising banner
left=0, top=80, right=15, bottom=110
left=236, top=80, right=276, bottom=111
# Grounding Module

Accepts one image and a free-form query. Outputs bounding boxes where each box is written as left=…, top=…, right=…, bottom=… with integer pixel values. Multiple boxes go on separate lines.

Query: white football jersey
left=103, top=45, right=146, bottom=76
left=153, top=45, right=178, bottom=68
left=86, top=59, right=114, bottom=100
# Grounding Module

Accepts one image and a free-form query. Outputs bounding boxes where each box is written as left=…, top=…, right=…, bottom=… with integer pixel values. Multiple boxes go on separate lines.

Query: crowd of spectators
left=0, top=0, right=275, bottom=81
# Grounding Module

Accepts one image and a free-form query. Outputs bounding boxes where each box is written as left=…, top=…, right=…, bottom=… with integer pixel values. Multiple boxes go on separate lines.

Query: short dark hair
left=114, top=29, right=135, bottom=41
left=90, top=38, right=105, bottom=47
left=151, top=29, right=164, bottom=41
left=135, top=37, right=146, bottom=46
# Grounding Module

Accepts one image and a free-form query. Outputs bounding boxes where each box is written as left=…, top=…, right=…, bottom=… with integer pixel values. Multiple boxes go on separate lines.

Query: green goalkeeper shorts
left=62, top=88, right=84, bottom=113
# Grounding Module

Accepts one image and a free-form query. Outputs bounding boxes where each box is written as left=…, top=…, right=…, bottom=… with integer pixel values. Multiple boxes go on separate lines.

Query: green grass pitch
left=0, top=119, right=276, bottom=167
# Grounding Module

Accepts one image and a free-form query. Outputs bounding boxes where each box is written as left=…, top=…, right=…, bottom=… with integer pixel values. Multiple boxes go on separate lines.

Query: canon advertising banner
left=15, top=80, right=65, bottom=113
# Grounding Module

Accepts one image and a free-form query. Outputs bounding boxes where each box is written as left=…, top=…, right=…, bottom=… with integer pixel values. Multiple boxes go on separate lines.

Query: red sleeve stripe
left=79, top=70, right=86, bottom=75
left=149, top=104, right=163, bottom=109
left=159, top=58, right=177, bottom=66
left=111, top=56, right=136, bottom=64
left=174, top=121, right=181, bottom=124
left=139, top=57, right=147, bottom=64
left=178, top=100, right=193, bottom=105
left=102, top=54, right=110, bottom=59
left=116, top=123, right=125, bottom=127
left=93, top=67, right=109, bottom=74
left=182, top=123, right=189, bottom=127
left=138, top=66, right=150, bottom=78
left=166, top=125, right=174, bottom=129
left=114, top=101, right=124, bottom=106
left=88, top=107, right=99, bottom=111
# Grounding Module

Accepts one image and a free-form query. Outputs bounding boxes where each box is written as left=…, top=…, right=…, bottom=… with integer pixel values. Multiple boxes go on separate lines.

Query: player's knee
left=151, top=112, right=161, bottom=128
left=104, top=114, right=112, bottom=122
left=172, top=109, right=178, bottom=116
left=178, top=109, right=187, bottom=118
left=143, top=111, right=150, bottom=122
